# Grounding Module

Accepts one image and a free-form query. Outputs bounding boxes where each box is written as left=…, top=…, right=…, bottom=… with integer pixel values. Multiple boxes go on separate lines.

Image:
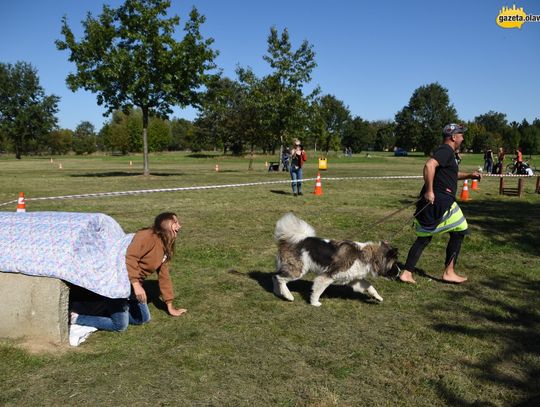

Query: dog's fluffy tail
left=274, top=213, right=316, bottom=244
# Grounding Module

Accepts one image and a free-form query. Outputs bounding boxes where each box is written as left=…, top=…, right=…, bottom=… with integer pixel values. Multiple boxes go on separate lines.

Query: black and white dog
left=273, top=213, right=399, bottom=306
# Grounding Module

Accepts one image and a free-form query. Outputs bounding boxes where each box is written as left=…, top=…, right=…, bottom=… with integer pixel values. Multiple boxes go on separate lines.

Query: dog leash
left=387, top=201, right=431, bottom=240
left=366, top=198, right=422, bottom=231
left=365, top=198, right=431, bottom=241
left=361, top=200, right=431, bottom=280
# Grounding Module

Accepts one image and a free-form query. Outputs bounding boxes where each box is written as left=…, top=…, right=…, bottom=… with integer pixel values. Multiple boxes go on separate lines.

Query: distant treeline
left=1, top=0, right=538, bottom=162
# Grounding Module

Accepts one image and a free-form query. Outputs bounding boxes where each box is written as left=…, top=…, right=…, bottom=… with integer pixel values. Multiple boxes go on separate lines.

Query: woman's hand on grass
left=167, top=303, right=187, bottom=317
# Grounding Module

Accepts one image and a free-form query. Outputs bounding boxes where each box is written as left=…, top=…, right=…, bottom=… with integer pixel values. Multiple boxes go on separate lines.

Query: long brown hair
left=149, top=212, right=178, bottom=262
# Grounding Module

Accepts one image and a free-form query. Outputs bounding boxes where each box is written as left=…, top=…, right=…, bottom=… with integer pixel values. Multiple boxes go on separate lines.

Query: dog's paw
left=283, top=292, right=295, bottom=302
left=373, top=295, right=383, bottom=302
left=310, top=301, right=322, bottom=307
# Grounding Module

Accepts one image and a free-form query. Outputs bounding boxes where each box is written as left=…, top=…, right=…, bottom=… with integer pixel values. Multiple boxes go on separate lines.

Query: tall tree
left=101, top=121, right=129, bottom=155
left=473, top=111, right=509, bottom=151
left=395, top=83, right=458, bottom=155
left=312, top=94, right=351, bottom=153
left=465, top=121, right=501, bottom=153
left=56, top=0, right=217, bottom=175
left=342, top=116, right=376, bottom=153
left=502, top=122, right=521, bottom=152
left=261, top=27, right=317, bottom=162
left=474, top=111, right=508, bottom=133
left=520, top=119, right=540, bottom=155
left=170, top=118, right=194, bottom=151
left=237, top=73, right=272, bottom=169
left=198, top=76, right=245, bottom=154
left=47, top=128, right=73, bottom=155
left=73, top=121, right=97, bottom=155
left=0, top=62, right=59, bottom=159
left=373, top=121, right=395, bottom=152
left=394, top=106, right=421, bottom=151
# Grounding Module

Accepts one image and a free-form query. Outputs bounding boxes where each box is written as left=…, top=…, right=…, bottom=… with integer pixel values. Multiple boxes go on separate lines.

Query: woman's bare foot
left=442, top=270, right=468, bottom=284
left=399, top=270, right=417, bottom=284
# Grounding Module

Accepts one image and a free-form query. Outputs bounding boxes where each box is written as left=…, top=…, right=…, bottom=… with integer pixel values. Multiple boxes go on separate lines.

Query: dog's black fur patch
left=299, top=237, right=337, bottom=267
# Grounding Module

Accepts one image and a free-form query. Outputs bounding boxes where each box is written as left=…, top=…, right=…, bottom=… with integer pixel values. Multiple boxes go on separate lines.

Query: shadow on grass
left=428, top=273, right=540, bottom=405
left=270, top=190, right=291, bottom=195
left=71, top=171, right=184, bottom=177
left=460, top=199, right=540, bottom=256
left=68, top=281, right=168, bottom=315
left=247, top=270, right=378, bottom=304
left=143, top=280, right=168, bottom=313
left=186, top=153, right=220, bottom=158
left=394, top=199, right=539, bottom=257
left=410, top=267, right=448, bottom=283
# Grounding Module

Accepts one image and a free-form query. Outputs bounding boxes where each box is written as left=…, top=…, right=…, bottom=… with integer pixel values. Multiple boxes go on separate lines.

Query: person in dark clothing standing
left=484, top=148, right=494, bottom=174
left=399, top=124, right=481, bottom=285
left=496, top=147, right=505, bottom=174
left=290, top=139, right=307, bottom=196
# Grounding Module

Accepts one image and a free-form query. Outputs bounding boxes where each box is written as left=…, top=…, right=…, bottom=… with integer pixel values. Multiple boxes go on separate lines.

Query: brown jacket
left=125, top=229, right=174, bottom=303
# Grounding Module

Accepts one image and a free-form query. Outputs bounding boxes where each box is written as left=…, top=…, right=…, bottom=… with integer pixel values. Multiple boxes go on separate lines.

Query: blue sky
left=1, top=0, right=539, bottom=131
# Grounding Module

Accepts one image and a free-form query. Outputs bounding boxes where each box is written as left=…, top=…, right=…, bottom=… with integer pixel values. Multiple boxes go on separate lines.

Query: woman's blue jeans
left=75, top=296, right=151, bottom=332
left=290, top=166, right=303, bottom=194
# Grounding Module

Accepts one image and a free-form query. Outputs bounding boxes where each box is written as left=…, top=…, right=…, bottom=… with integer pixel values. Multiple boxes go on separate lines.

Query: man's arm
left=423, top=158, right=438, bottom=204
left=458, top=171, right=482, bottom=180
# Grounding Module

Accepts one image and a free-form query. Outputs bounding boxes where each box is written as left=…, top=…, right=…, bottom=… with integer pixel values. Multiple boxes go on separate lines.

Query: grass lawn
left=0, top=151, right=539, bottom=406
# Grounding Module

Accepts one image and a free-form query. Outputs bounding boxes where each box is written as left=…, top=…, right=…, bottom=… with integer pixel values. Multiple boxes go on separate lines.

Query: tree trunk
left=278, top=134, right=284, bottom=171
left=248, top=143, right=254, bottom=171
left=15, top=143, right=22, bottom=159
left=142, top=106, right=150, bottom=176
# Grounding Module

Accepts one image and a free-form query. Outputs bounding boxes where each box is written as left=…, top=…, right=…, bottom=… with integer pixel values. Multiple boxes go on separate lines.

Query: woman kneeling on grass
left=71, top=212, right=187, bottom=332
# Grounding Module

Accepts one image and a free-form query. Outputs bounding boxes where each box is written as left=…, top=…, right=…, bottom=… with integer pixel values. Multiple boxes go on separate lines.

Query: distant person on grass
left=514, top=147, right=523, bottom=174
left=290, top=139, right=307, bottom=196
left=399, top=124, right=482, bottom=285
left=496, top=147, right=505, bottom=174
left=483, top=147, right=494, bottom=174
left=71, top=212, right=187, bottom=332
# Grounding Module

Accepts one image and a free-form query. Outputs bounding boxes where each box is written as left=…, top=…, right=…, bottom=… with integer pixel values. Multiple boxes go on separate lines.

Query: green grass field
left=1, top=151, right=539, bottom=406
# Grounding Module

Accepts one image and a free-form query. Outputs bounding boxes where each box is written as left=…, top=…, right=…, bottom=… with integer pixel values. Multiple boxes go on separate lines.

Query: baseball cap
left=443, top=123, right=467, bottom=138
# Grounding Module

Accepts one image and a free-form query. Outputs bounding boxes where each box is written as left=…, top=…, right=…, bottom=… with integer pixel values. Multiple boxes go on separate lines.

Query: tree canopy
left=312, top=94, right=351, bottom=153
left=395, top=83, right=458, bottom=155
left=56, top=0, right=217, bottom=174
left=0, top=62, right=59, bottom=159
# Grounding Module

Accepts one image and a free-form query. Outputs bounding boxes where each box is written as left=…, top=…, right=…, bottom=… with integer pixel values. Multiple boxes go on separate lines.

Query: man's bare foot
left=442, top=270, right=468, bottom=284
left=399, top=270, right=417, bottom=284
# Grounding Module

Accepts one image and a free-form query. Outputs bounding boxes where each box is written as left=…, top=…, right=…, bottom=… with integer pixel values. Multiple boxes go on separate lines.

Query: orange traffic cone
left=215, top=164, right=219, bottom=172
left=459, top=180, right=470, bottom=201
left=16, top=192, right=26, bottom=212
left=471, top=178, right=479, bottom=190
left=313, top=172, right=323, bottom=196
